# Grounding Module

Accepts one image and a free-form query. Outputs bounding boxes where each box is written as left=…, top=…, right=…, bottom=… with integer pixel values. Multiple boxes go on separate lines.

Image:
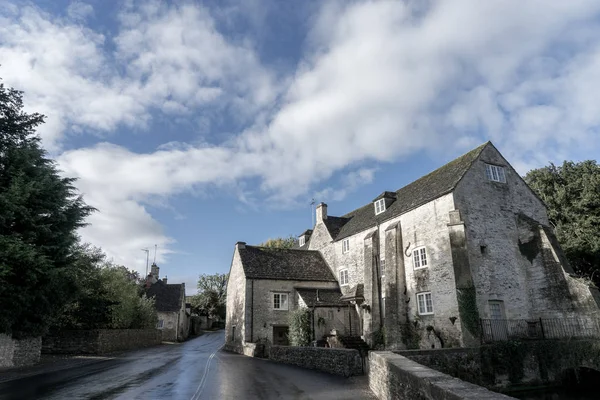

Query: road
left=0, top=331, right=375, bottom=400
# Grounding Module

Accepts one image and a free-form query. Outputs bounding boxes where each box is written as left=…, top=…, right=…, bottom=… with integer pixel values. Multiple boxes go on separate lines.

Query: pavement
left=0, top=330, right=375, bottom=399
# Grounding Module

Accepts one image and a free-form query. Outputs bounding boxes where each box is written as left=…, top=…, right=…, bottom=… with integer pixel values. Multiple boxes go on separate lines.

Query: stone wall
left=0, top=334, right=41, bottom=368
left=42, top=329, right=161, bottom=355
left=269, top=346, right=362, bottom=377
left=226, top=245, right=247, bottom=346
left=397, top=340, right=600, bottom=391
left=369, top=351, right=514, bottom=400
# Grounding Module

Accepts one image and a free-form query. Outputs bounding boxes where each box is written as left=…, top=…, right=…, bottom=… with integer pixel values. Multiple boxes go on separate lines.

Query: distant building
left=145, top=263, right=190, bottom=342
left=226, top=142, right=600, bottom=350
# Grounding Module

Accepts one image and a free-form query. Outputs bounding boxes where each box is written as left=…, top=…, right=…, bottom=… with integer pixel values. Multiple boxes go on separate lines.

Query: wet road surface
left=0, top=331, right=375, bottom=399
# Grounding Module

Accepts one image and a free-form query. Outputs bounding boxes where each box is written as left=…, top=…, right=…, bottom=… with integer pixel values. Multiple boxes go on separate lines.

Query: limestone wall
left=369, top=351, right=514, bottom=400
left=0, top=334, right=41, bottom=368
left=226, top=247, right=247, bottom=346
left=42, top=329, right=161, bottom=354
left=249, top=279, right=339, bottom=344
left=270, top=346, right=362, bottom=377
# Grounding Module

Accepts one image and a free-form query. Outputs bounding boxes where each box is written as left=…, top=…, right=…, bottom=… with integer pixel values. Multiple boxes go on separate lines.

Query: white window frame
left=417, top=292, right=434, bottom=315
left=485, top=163, right=506, bottom=183
left=374, top=198, right=386, bottom=215
left=339, top=268, right=349, bottom=286
left=342, top=239, right=350, bottom=254
left=272, top=292, right=289, bottom=310
left=156, top=319, right=164, bottom=329
left=299, top=236, right=305, bottom=247
left=413, top=246, right=428, bottom=269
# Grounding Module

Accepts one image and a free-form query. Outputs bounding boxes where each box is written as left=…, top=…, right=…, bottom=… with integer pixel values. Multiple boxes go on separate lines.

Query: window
left=156, top=319, right=164, bottom=329
left=413, top=247, right=428, bottom=269
left=342, top=239, right=350, bottom=254
left=485, top=163, right=506, bottom=183
left=374, top=198, right=386, bottom=215
left=417, top=292, right=434, bottom=315
left=339, top=268, right=349, bottom=286
left=489, top=300, right=505, bottom=319
left=273, top=293, right=289, bottom=310
left=299, top=236, right=305, bottom=247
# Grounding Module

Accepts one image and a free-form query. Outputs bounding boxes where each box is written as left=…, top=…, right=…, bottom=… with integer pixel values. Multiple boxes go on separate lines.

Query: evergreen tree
left=0, top=80, right=94, bottom=338
left=525, top=160, right=600, bottom=286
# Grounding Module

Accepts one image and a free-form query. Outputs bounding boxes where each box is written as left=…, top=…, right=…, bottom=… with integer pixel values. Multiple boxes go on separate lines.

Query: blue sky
left=2, top=0, right=600, bottom=294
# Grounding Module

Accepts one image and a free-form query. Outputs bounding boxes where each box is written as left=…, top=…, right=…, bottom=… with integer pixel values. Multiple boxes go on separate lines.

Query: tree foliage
left=525, top=160, right=600, bottom=286
left=190, top=273, right=228, bottom=319
left=259, top=235, right=296, bottom=249
left=288, top=308, right=312, bottom=346
left=0, top=81, right=95, bottom=338
left=54, top=244, right=157, bottom=330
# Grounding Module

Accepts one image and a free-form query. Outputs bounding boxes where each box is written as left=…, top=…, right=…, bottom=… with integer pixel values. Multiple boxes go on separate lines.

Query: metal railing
left=480, top=317, right=600, bottom=343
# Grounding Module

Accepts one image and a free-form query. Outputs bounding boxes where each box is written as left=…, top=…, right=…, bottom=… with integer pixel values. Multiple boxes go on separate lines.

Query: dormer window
left=299, top=236, right=305, bottom=247
left=374, top=198, right=386, bottom=215
left=485, top=163, right=506, bottom=183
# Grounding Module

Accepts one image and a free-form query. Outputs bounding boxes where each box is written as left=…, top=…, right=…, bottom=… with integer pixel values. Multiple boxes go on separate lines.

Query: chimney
left=151, top=262, right=159, bottom=277
left=316, top=203, right=327, bottom=223
left=236, top=241, right=246, bottom=250
left=163, top=275, right=168, bottom=284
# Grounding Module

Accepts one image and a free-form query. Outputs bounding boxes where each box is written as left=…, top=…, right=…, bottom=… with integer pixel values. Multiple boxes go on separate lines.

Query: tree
left=525, top=160, right=600, bottom=286
left=0, top=80, right=95, bottom=338
left=259, top=235, right=296, bottom=249
left=54, top=244, right=157, bottom=330
left=191, top=273, right=228, bottom=319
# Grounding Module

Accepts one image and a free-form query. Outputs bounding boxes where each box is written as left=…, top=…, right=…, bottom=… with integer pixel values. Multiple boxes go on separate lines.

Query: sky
left=1, top=0, right=599, bottom=294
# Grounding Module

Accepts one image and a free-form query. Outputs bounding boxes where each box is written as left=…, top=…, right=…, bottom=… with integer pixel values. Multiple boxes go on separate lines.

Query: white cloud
left=66, top=1, right=94, bottom=21
left=5, top=0, right=600, bottom=272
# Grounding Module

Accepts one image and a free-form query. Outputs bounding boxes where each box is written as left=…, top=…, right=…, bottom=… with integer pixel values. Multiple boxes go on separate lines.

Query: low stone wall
left=269, top=346, right=362, bottom=377
left=369, top=351, right=514, bottom=400
left=42, top=329, right=161, bottom=355
left=397, top=348, right=482, bottom=386
left=0, top=334, right=42, bottom=368
left=223, top=341, right=266, bottom=358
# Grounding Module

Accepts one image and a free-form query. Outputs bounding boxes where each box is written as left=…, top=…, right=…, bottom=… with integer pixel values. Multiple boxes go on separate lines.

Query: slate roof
left=238, top=246, right=337, bottom=282
left=329, top=143, right=488, bottom=241
left=297, top=288, right=346, bottom=307
left=146, top=281, right=184, bottom=312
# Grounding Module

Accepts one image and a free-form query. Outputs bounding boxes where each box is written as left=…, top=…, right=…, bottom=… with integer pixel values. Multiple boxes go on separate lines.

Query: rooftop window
left=374, top=198, right=386, bottom=215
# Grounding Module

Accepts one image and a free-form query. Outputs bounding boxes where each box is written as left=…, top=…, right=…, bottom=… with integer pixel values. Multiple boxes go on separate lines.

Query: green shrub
left=288, top=308, right=312, bottom=346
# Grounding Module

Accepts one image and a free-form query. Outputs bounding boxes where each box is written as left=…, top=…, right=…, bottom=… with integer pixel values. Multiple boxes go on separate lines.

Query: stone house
left=226, top=244, right=351, bottom=347
left=227, top=142, right=600, bottom=350
left=145, top=263, right=190, bottom=342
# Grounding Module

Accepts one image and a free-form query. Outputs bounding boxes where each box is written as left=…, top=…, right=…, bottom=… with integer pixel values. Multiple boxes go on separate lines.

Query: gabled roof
left=328, top=143, right=488, bottom=240
left=323, top=216, right=350, bottom=239
left=146, top=281, right=184, bottom=312
left=238, top=245, right=337, bottom=282
left=297, top=288, right=346, bottom=307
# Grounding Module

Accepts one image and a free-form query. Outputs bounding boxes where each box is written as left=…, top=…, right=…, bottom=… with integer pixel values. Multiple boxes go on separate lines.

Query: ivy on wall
left=457, top=285, right=480, bottom=338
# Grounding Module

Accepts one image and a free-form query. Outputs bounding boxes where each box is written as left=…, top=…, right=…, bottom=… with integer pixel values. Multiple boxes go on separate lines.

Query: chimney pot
left=316, top=203, right=328, bottom=223
left=236, top=241, right=246, bottom=250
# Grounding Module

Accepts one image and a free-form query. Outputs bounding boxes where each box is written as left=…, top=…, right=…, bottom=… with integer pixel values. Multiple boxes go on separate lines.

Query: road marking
left=190, top=342, right=224, bottom=400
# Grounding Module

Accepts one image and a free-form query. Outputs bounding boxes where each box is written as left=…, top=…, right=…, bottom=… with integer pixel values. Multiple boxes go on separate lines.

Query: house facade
left=145, top=263, right=190, bottom=342
left=227, top=142, right=600, bottom=351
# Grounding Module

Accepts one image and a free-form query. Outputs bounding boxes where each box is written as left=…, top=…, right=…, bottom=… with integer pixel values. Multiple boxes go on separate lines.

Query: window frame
left=416, top=291, right=434, bottom=315
left=374, top=198, right=386, bottom=215
left=485, top=163, right=506, bottom=183
left=299, top=236, right=305, bottom=247
left=272, top=292, right=289, bottom=310
left=488, top=300, right=505, bottom=320
left=156, top=319, right=164, bottom=329
left=342, top=238, right=350, bottom=254
left=412, top=246, right=428, bottom=270
left=339, top=268, right=349, bottom=286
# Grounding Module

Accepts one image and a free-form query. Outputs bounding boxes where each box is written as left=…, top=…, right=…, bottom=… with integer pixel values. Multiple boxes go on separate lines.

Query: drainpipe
left=250, top=279, right=254, bottom=342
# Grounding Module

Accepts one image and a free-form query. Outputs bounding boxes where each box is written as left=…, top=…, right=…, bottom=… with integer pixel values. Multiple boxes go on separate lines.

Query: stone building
left=145, top=263, right=190, bottom=342
left=226, top=142, right=600, bottom=350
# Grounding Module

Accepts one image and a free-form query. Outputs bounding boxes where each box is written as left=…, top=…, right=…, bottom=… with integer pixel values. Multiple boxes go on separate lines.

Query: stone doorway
left=272, top=326, right=289, bottom=346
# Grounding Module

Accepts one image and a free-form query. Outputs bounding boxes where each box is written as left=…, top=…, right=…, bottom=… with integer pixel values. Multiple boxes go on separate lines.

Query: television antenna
left=141, top=248, right=150, bottom=277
